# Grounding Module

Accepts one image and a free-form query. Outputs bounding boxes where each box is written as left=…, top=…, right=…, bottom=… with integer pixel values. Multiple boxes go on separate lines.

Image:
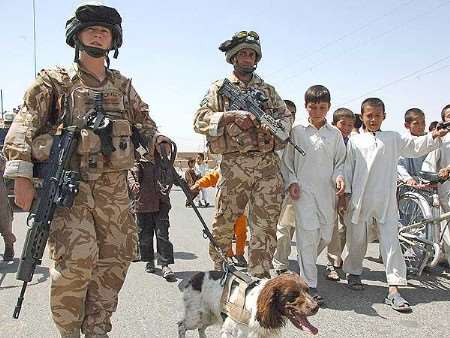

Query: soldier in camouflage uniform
left=193, top=31, right=292, bottom=278
left=3, top=4, right=172, bottom=338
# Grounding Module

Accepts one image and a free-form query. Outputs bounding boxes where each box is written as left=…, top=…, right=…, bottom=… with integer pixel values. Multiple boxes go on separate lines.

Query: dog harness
left=219, top=267, right=260, bottom=325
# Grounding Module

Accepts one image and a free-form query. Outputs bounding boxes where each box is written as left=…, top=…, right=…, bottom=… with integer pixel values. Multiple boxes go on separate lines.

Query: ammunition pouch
left=206, top=124, right=274, bottom=155
left=76, top=119, right=134, bottom=180
left=109, top=119, right=134, bottom=170
left=31, top=134, right=54, bottom=162
left=31, top=133, right=55, bottom=179
left=77, top=128, right=104, bottom=178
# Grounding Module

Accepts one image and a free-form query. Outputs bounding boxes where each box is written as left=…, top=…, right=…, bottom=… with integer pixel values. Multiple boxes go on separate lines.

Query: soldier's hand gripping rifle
left=218, top=78, right=305, bottom=156
left=13, top=126, right=80, bottom=319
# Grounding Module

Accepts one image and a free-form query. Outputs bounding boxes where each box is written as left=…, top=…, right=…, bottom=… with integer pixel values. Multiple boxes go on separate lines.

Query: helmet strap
left=232, top=57, right=257, bottom=75
left=75, top=37, right=109, bottom=59
left=83, top=45, right=109, bottom=58
left=74, top=44, right=80, bottom=63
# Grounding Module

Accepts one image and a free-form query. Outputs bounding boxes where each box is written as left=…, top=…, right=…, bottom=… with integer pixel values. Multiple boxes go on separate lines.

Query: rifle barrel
left=12, top=282, right=27, bottom=319
left=288, top=138, right=306, bottom=156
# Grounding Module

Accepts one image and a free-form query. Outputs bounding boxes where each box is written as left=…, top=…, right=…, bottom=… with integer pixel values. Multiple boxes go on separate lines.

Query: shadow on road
left=317, top=262, right=450, bottom=317
left=0, top=258, right=50, bottom=289
left=173, top=251, right=198, bottom=260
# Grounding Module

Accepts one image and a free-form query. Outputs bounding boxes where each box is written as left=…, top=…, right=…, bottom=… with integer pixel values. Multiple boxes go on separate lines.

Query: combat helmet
left=65, top=3, right=122, bottom=66
left=219, top=31, right=262, bottom=73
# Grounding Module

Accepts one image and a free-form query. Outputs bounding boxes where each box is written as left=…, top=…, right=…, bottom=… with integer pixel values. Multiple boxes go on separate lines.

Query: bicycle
left=397, top=171, right=450, bottom=276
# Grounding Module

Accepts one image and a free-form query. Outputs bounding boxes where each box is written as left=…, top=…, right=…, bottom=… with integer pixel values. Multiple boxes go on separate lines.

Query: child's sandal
left=384, top=292, right=412, bottom=313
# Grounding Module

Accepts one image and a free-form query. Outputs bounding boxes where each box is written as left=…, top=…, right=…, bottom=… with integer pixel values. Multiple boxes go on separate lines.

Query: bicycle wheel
left=397, top=191, right=435, bottom=276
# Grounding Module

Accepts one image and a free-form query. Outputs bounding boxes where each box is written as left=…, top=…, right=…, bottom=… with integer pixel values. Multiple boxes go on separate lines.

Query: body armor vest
left=32, top=67, right=135, bottom=181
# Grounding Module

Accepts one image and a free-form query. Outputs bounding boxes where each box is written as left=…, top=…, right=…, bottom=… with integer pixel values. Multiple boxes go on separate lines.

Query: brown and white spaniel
left=178, top=271, right=319, bottom=338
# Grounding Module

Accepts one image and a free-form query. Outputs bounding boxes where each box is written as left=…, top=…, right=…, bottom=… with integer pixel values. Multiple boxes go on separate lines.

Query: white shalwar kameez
left=422, top=133, right=450, bottom=263
left=282, top=122, right=346, bottom=288
left=343, top=131, right=440, bottom=285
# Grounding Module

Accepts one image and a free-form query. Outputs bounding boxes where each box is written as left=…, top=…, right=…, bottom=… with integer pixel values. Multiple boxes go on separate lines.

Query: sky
left=0, top=0, right=449, bottom=151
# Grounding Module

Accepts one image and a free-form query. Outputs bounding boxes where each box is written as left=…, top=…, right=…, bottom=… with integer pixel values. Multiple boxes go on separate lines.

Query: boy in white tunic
left=282, top=85, right=346, bottom=304
left=341, top=98, right=447, bottom=313
left=397, top=108, right=428, bottom=184
left=422, top=104, right=450, bottom=266
left=326, top=108, right=355, bottom=281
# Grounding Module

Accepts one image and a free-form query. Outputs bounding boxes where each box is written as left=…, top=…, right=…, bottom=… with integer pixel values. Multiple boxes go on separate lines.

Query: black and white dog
left=178, top=271, right=319, bottom=338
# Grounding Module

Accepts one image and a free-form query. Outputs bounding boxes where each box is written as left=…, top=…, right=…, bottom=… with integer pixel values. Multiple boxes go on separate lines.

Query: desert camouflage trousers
left=209, top=152, right=283, bottom=278
left=47, top=171, right=138, bottom=336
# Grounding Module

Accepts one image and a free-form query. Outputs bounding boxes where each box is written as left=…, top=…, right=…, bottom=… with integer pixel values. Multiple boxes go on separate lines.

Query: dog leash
left=157, top=141, right=247, bottom=279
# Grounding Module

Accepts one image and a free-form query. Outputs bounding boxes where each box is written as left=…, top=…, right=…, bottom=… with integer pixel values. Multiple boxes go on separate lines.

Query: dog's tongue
left=290, top=314, right=318, bottom=335
left=298, top=316, right=318, bottom=335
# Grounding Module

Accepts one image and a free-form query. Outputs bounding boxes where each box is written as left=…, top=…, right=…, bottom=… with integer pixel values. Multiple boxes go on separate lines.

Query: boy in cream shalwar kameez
left=341, top=98, right=446, bottom=312
left=282, top=85, right=346, bottom=303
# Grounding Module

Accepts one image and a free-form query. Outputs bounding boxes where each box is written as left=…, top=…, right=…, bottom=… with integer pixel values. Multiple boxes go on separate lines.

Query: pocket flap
left=112, top=119, right=131, bottom=136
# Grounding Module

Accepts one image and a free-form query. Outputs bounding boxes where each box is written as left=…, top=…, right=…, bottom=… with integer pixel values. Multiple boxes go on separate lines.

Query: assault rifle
left=13, top=126, right=80, bottom=319
left=218, top=78, right=305, bottom=156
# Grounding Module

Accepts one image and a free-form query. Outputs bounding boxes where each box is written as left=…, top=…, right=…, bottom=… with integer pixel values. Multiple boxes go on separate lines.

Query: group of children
left=277, top=85, right=449, bottom=313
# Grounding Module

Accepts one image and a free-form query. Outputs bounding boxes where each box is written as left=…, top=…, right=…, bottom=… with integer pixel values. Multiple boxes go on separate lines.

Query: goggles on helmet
left=233, top=31, right=259, bottom=42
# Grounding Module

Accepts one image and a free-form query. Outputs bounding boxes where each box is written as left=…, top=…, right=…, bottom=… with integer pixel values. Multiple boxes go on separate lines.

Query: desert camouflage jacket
left=3, top=63, right=158, bottom=179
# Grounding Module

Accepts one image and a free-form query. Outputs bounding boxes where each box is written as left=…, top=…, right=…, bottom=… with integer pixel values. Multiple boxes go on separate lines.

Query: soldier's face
left=79, top=25, right=112, bottom=50
left=235, top=49, right=257, bottom=67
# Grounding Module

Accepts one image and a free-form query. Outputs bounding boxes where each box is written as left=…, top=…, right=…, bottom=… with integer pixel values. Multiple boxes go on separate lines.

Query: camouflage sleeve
left=193, top=80, right=226, bottom=137
left=3, top=71, right=56, bottom=179
left=267, top=85, right=292, bottom=150
left=127, top=82, right=159, bottom=150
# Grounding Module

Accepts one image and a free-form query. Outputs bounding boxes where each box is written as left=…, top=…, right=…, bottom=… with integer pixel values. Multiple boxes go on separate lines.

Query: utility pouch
left=32, top=133, right=55, bottom=178
left=31, top=134, right=54, bottom=162
left=77, top=128, right=104, bottom=175
left=109, top=119, right=135, bottom=170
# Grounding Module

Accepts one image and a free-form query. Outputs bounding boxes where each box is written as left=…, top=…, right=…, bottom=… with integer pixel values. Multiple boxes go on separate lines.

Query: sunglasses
left=233, top=31, right=259, bottom=42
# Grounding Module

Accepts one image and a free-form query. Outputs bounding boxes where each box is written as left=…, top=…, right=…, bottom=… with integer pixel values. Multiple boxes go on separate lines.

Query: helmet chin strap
left=233, top=58, right=257, bottom=75
left=74, top=38, right=111, bottom=66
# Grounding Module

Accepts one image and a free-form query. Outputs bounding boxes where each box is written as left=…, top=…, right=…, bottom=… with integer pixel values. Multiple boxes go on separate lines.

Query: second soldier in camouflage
left=193, top=31, right=292, bottom=278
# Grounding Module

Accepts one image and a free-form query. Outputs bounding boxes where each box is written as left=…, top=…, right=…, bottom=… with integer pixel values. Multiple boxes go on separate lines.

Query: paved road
left=1, top=190, right=450, bottom=337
